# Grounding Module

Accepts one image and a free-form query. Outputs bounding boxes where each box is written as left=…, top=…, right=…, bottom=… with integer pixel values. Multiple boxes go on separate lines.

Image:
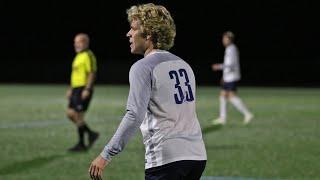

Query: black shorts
left=222, top=81, right=238, bottom=91
left=145, top=160, right=206, bottom=180
left=68, top=87, right=93, bottom=112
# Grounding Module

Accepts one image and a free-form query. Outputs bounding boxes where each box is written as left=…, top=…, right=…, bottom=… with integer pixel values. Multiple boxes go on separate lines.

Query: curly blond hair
left=127, top=3, right=176, bottom=50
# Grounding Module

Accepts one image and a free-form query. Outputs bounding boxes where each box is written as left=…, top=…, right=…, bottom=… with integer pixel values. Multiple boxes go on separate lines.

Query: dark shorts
left=68, top=87, right=93, bottom=112
left=145, top=160, right=206, bottom=180
left=222, top=81, right=238, bottom=91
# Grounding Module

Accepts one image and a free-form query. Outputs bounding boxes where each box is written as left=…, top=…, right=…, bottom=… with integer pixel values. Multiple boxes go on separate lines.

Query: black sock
left=77, top=125, right=86, bottom=145
left=82, top=123, right=93, bottom=134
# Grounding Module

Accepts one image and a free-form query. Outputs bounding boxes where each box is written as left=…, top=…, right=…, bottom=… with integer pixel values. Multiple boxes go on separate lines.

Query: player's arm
left=212, top=47, right=237, bottom=71
left=89, top=62, right=151, bottom=179
left=219, top=47, right=238, bottom=72
left=212, top=63, right=223, bottom=71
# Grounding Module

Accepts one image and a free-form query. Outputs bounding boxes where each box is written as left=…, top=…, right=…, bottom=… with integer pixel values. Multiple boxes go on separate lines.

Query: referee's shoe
left=68, top=142, right=87, bottom=152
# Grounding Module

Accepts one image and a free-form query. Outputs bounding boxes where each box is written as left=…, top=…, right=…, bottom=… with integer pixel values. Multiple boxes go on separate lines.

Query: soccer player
left=66, top=33, right=99, bottom=152
left=212, top=31, right=253, bottom=125
left=89, top=3, right=207, bottom=180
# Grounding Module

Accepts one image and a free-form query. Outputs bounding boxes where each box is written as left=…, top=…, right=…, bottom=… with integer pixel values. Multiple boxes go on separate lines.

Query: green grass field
left=0, top=84, right=319, bottom=180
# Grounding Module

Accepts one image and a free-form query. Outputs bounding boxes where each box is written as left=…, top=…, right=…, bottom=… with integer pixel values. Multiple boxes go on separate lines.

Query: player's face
left=222, top=35, right=231, bottom=47
left=126, top=19, right=147, bottom=55
left=74, top=36, right=88, bottom=53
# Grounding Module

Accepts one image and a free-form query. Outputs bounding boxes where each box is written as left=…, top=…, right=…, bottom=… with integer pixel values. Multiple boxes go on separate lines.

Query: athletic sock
left=229, top=96, right=250, bottom=116
left=77, top=125, right=86, bottom=145
left=82, top=123, right=93, bottom=134
left=220, top=96, right=227, bottom=120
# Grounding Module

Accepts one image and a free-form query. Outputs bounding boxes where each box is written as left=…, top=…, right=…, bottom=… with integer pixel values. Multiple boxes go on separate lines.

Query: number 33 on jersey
left=169, top=69, right=194, bottom=104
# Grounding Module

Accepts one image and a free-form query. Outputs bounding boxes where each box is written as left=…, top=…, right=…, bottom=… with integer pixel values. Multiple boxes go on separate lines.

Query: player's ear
left=146, top=35, right=152, bottom=40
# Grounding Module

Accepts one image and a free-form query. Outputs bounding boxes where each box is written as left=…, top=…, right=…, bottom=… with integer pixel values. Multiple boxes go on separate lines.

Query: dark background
left=0, top=0, right=319, bottom=86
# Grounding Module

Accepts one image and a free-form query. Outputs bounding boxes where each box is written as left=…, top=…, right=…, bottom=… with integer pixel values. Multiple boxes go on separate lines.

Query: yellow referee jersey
left=71, top=50, right=97, bottom=88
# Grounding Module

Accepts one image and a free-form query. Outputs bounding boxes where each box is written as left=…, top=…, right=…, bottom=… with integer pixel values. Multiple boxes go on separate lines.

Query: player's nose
left=126, top=30, right=131, bottom=37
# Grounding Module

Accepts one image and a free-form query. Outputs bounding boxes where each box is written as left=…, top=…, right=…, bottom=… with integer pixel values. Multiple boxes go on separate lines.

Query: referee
left=66, top=33, right=99, bottom=152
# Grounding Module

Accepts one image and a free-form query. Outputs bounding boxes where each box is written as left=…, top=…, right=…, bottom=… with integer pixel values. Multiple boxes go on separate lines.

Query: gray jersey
left=101, top=50, right=207, bottom=169
left=222, top=44, right=241, bottom=82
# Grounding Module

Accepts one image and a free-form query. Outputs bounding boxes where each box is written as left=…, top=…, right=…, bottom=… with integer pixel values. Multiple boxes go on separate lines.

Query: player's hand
left=66, top=89, right=72, bottom=99
left=89, top=155, right=108, bottom=180
left=212, top=64, right=221, bottom=71
left=81, top=89, right=90, bottom=100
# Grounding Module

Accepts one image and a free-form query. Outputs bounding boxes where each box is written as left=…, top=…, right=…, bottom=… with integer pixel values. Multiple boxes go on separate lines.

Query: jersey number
left=169, top=69, right=194, bottom=104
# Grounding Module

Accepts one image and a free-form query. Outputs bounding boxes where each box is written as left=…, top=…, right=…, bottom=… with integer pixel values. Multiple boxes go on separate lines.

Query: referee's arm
left=85, top=72, right=96, bottom=90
